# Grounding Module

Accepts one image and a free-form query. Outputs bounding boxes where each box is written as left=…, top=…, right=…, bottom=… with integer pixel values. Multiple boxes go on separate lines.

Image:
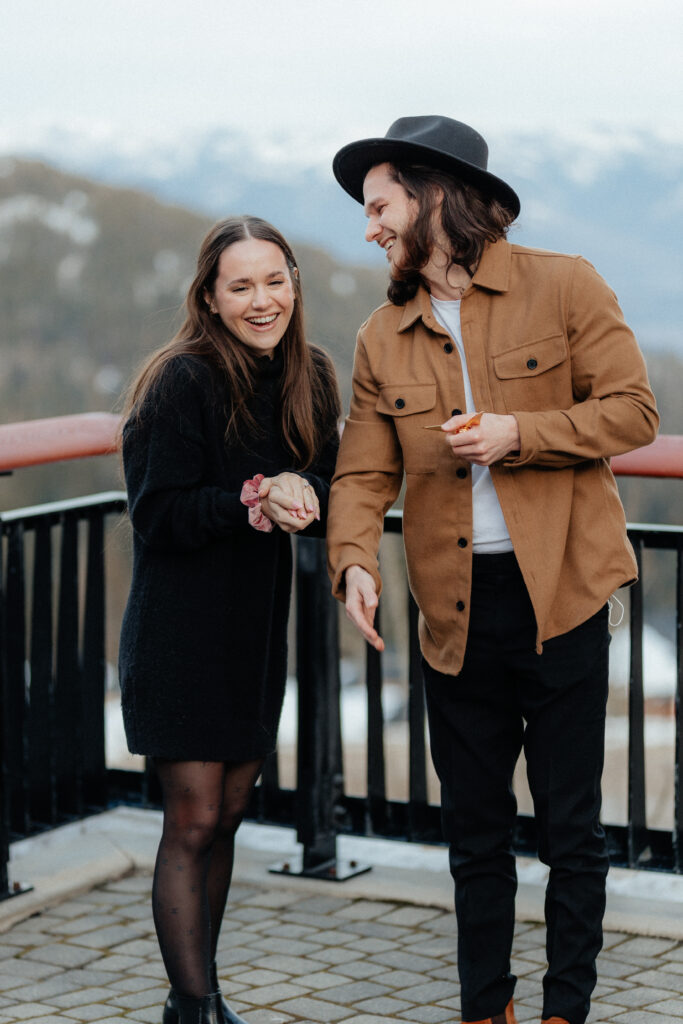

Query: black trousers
left=422, top=552, right=610, bottom=1024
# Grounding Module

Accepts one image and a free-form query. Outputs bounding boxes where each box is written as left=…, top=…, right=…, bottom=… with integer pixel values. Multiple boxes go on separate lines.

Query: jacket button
left=456, top=467, right=468, bottom=479
left=444, top=342, right=453, bottom=353
left=457, top=537, right=468, bottom=548
left=456, top=600, right=465, bottom=611
left=527, top=357, right=538, bottom=370
left=452, top=408, right=462, bottom=417
left=394, top=397, right=405, bottom=409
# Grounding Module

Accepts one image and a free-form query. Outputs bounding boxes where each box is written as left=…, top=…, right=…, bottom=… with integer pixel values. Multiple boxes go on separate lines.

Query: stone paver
left=345, top=923, right=409, bottom=942
left=243, top=1012, right=295, bottom=1024
left=51, top=989, right=122, bottom=1009
left=1, top=872, right=683, bottom=1021
left=309, top=973, right=363, bottom=993
left=586, top=1000, right=631, bottom=1021
left=400, top=938, right=455, bottom=960
left=11, top=1005, right=61, bottom=1020
left=336, top=902, right=397, bottom=921
left=610, top=1013, right=680, bottom=1023
left=649, top=998, right=683, bottom=1014
left=309, top=948, right=363, bottom=966
left=276, top=997, right=348, bottom=1021
left=375, top=909, right=441, bottom=928
left=332, top=963, right=387, bottom=981
left=61, top=1002, right=121, bottom=1020
left=397, top=1007, right=450, bottom=1023
left=308, top=981, right=386, bottom=1005
left=12, top=1017, right=66, bottom=1024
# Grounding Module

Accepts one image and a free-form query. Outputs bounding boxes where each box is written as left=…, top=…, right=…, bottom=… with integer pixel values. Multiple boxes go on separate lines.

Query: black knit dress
left=119, top=347, right=338, bottom=762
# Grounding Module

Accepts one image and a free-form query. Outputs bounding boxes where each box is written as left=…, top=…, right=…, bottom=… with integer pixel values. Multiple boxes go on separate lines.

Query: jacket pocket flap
left=493, top=335, right=567, bottom=380
left=376, top=383, right=437, bottom=417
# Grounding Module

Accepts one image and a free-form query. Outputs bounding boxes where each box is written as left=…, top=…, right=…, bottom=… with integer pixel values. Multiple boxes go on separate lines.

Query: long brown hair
left=385, top=164, right=515, bottom=305
left=122, top=216, right=340, bottom=468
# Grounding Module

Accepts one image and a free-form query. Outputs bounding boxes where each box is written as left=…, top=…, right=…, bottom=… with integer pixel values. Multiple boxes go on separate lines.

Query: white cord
left=607, top=593, right=625, bottom=628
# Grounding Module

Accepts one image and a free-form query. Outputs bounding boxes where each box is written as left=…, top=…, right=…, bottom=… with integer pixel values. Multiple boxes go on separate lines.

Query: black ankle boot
left=175, top=993, right=222, bottom=1024
left=163, top=964, right=248, bottom=1024
left=210, top=962, right=248, bottom=1024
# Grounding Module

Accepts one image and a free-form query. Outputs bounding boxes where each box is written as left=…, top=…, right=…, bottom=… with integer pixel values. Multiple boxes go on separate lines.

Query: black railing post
left=628, top=539, right=648, bottom=866
left=5, top=523, right=28, bottom=836
left=270, top=536, right=368, bottom=880
left=82, top=511, right=107, bottom=810
left=55, top=512, right=83, bottom=818
left=366, top=607, right=389, bottom=834
left=0, top=529, right=10, bottom=898
left=298, top=537, right=338, bottom=870
left=0, top=521, right=33, bottom=900
left=28, top=520, right=55, bottom=826
left=407, top=594, right=431, bottom=840
left=675, top=548, right=683, bottom=873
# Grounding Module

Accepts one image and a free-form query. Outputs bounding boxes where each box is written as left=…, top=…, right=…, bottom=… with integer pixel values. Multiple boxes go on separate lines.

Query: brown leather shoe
left=541, top=1017, right=570, bottom=1023
left=463, top=998, right=518, bottom=1024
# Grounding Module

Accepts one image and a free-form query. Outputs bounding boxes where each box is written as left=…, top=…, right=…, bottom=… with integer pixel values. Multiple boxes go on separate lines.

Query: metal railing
left=0, top=491, right=127, bottom=898
left=1, top=419, right=682, bottom=899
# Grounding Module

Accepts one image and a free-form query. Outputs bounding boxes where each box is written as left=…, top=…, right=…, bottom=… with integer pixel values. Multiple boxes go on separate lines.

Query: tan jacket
left=327, top=239, right=659, bottom=675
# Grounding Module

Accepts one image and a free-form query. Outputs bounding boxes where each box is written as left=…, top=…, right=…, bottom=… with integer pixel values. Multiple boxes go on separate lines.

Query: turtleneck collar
left=255, top=343, right=284, bottom=380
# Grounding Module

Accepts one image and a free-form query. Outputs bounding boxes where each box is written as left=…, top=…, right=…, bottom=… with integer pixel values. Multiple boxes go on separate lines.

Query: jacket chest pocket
left=492, top=334, right=570, bottom=410
left=376, top=382, right=442, bottom=474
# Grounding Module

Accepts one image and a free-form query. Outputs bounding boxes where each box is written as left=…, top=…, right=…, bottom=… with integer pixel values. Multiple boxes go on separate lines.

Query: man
left=326, top=116, right=659, bottom=1024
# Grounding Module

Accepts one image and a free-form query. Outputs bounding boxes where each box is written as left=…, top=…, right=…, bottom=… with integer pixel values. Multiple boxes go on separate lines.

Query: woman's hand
left=441, top=412, right=520, bottom=466
left=258, top=473, right=320, bottom=533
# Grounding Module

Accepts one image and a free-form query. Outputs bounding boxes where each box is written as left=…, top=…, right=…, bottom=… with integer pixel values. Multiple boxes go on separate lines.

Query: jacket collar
left=397, top=238, right=512, bottom=333
left=472, top=237, right=512, bottom=293
left=398, top=287, right=433, bottom=333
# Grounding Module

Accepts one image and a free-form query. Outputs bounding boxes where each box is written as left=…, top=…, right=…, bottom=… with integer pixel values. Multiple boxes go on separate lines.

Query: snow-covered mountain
left=1, top=123, right=681, bottom=351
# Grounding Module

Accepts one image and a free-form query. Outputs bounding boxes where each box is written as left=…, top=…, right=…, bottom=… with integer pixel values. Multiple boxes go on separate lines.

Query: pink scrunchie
left=240, top=473, right=274, bottom=532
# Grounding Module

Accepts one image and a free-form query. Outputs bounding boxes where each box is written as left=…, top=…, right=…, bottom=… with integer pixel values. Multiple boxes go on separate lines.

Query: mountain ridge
left=2, top=124, right=680, bottom=352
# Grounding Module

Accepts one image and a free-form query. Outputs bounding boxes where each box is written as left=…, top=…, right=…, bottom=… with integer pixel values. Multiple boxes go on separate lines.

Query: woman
left=119, top=216, right=341, bottom=1024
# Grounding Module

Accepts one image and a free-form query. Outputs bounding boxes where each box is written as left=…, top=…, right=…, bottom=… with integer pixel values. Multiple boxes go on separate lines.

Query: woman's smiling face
left=207, top=238, right=296, bottom=357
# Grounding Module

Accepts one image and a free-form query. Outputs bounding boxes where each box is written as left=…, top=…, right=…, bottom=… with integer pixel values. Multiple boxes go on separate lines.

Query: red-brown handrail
left=0, top=415, right=680, bottom=478
left=611, top=434, right=683, bottom=479
left=0, top=413, right=121, bottom=472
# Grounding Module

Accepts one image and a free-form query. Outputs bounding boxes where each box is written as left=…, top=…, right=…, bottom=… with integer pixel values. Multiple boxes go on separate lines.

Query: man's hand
left=344, top=564, right=385, bottom=652
left=259, top=473, right=319, bottom=533
left=441, top=412, right=520, bottom=466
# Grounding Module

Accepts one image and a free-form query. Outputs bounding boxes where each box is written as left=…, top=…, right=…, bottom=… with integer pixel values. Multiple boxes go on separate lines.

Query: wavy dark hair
left=385, top=164, right=515, bottom=305
left=122, top=216, right=340, bottom=468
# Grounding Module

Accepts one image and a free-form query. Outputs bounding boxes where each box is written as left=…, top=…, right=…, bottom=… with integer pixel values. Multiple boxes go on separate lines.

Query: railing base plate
left=269, top=856, right=371, bottom=881
left=0, top=881, right=34, bottom=902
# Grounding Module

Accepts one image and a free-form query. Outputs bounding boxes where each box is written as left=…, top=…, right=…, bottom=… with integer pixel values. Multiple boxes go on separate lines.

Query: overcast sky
left=2, top=0, right=682, bottom=158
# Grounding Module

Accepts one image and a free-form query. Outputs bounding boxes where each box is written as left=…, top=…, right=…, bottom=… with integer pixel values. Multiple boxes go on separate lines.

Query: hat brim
left=333, top=137, right=520, bottom=219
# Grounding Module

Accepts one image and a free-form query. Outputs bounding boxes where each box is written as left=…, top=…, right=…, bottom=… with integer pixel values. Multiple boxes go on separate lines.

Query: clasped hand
left=440, top=412, right=520, bottom=465
left=258, top=472, right=320, bottom=533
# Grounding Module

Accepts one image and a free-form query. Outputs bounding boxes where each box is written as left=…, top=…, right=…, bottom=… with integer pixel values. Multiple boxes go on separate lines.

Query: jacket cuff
left=502, top=411, right=536, bottom=467
left=329, top=548, right=383, bottom=603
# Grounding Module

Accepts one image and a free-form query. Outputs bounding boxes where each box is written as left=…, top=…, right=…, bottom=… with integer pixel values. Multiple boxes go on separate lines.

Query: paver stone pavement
left=1, top=872, right=683, bottom=1022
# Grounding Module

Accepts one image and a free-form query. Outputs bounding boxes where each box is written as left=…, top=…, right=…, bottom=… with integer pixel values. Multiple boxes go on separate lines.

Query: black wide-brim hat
left=333, top=115, right=520, bottom=219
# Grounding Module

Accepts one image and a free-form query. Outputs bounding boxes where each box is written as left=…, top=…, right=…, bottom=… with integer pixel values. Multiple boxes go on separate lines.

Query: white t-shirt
left=430, top=296, right=513, bottom=554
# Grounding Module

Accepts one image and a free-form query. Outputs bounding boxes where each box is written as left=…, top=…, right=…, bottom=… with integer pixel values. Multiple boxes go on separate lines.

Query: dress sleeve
left=296, top=425, right=340, bottom=537
left=123, top=359, right=246, bottom=550
left=280, top=348, right=341, bottom=538
left=506, top=257, right=659, bottom=468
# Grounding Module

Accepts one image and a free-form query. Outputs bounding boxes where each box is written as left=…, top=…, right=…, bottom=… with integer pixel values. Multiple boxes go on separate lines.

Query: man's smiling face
left=362, top=162, right=418, bottom=271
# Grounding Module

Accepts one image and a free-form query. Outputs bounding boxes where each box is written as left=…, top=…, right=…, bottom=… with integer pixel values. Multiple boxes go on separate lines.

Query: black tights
left=152, top=758, right=264, bottom=999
